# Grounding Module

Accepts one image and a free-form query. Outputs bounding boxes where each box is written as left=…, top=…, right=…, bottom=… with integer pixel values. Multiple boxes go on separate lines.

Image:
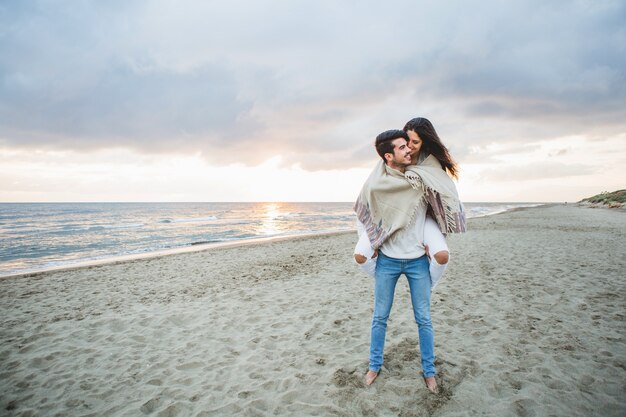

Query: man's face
left=406, top=130, right=423, bottom=158
left=386, top=138, right=412, bottom=167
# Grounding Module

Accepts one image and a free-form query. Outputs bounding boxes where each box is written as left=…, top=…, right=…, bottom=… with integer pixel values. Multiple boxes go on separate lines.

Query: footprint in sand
left=140, top=396, right=162, bottom=414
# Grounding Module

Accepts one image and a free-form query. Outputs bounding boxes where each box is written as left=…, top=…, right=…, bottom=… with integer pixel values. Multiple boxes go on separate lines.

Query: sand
left=1, top=204, right=624, bottom=417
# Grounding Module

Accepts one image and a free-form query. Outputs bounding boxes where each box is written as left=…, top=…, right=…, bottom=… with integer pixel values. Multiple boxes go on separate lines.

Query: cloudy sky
left=1, top=0, right=624, bottom=202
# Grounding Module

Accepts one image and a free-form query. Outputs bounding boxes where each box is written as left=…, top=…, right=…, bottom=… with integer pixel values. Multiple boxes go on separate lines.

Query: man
left=353, top=129, right=438, bottom=393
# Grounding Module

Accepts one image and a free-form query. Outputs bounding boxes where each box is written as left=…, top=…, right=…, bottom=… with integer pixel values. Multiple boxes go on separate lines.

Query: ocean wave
left=190, top=240, right=222, bottom=245
left=274, top=212, right=307, bottom=219
left=465, top=203, right=544, bottom=218
left=98, top=223, right=145, bottom=230
left=169, top=216, right=219, bottom=223
left=55, top=223, right=145, bottom=232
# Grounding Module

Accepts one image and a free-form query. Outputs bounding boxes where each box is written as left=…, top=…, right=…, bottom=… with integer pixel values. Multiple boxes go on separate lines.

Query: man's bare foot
left=424, top=376, right=439, bottom=394
left=365, top=370, right=379, bottom=386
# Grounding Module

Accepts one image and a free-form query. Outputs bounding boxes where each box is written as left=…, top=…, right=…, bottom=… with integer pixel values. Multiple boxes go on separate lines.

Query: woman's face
left=406, top=130, right=423, bottom=158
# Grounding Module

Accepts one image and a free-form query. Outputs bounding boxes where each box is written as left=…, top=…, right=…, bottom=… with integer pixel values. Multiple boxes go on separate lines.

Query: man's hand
left=372, top=249, right=378, bottom=258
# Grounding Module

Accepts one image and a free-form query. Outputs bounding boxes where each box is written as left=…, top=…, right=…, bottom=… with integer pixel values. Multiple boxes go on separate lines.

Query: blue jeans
left=369, top=251, right=435, bottom=377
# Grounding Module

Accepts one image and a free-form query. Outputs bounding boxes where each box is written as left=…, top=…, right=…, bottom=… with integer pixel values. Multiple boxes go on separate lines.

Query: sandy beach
left=1, top=204, right=624, bottom=417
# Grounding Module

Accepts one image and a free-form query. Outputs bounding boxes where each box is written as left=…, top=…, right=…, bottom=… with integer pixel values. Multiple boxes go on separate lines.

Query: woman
left=354, top=117, right=463, bottom=290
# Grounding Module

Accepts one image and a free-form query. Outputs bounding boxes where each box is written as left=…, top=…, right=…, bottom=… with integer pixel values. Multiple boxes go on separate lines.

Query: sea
left=0, top=202, right=543, bottom=277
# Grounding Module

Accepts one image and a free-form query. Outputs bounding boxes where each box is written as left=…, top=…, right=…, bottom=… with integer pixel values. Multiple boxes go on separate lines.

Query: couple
left=353, top=117, right=465, bottom=393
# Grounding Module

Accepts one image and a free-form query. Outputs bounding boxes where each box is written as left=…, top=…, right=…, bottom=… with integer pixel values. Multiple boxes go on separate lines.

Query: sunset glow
left=1, top=1, right=624, bottom=202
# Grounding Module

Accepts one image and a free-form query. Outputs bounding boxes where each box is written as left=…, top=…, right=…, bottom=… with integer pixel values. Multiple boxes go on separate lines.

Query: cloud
left=549, top=149, right=568, bottom=157
left=478, top=162, right=595, bottom=182
left=460, top=142, right=543, bottom=164
left=0, top=0, right=625, bottom=170
left=2, top=63, right=256, bottom=147
left=396, top=2, right=626, bottom=118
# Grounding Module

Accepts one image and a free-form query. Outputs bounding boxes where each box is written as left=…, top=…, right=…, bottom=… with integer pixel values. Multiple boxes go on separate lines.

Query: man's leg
left=405, top=255, right=438, bottom=391
left=368, top=252, right=401, bottom=380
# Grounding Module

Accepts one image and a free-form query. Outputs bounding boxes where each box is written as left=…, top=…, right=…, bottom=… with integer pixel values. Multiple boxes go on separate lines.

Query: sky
left=1, top=0, right=625, bottom=203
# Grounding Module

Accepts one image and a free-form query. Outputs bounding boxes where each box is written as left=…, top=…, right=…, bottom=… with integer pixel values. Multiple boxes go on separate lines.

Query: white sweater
left=356, top=199, right=427, bottom=259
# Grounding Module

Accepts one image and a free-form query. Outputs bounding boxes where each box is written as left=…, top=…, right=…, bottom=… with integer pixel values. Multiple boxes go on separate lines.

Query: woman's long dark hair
left=403, top=117, right=459, bottom=179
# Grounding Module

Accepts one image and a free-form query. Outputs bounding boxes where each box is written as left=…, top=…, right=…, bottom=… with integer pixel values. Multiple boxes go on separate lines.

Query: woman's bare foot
left=365, top=370, right=379, bottom=386
left=424, top=376, right=439, bottom=393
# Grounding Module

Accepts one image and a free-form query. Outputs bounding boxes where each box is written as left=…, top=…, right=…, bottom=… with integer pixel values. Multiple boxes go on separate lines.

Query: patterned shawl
left=354, top=155, right=466, bottom=250
left=405, top=155, right=466, bottom=234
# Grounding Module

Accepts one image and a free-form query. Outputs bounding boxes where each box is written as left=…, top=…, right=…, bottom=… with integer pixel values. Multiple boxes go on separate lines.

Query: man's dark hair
left=375, top=129, right=409, bottom=162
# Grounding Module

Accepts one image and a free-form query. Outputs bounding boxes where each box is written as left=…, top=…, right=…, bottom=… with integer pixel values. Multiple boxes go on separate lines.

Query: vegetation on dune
left=580, top=190, right=626, bottom=206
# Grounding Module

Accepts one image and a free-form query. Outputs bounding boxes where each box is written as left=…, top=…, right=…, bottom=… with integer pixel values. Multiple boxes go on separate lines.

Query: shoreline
left=1, top=204, right=549, bottom=281
left=468, top=202, right=550, bottom=217
left=1, top=229, right=354, bottom=281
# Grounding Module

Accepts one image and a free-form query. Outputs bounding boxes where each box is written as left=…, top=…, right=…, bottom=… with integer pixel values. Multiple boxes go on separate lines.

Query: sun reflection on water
left=259, top=203, right=281, bottom=236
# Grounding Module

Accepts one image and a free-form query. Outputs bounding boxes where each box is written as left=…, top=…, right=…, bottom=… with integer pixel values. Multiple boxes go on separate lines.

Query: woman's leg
left=424, top=216, right=449, bottom=289
left=354, top=228, right=377, bottom=277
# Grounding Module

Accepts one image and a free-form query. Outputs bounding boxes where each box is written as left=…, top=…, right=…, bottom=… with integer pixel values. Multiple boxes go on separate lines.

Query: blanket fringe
left=406, top=172, right=466, bottom=234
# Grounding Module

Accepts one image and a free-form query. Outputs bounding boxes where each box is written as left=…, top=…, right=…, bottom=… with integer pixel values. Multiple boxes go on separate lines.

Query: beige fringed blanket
left=354, top=155, right=466, bottom=250
left=405, top=155, right=467, bottom=234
